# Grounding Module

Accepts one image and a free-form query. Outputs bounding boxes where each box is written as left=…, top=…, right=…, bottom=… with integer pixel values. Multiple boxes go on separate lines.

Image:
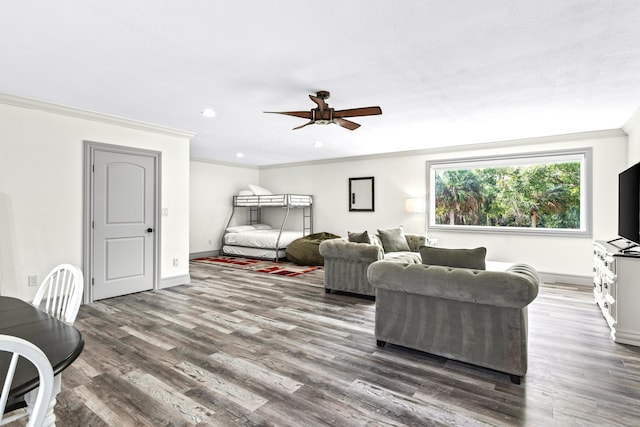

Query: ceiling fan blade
left=293, top=120, right=315, bottom=130
left=264, top=110, right=313, bottom=119
left=333, top=118, right=361, bottom=130
left=333, top=106, right=382, bottom=118
left=308, top=95, right=326, bottom=113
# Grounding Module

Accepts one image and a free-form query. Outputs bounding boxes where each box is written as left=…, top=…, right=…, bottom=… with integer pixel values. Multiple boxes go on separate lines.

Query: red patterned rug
left=192, top=256, right=321, bottom=277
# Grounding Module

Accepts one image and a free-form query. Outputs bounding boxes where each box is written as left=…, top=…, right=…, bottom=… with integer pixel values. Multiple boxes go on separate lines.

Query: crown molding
left=259, top=128, right=625, bottom=169
left=190, top=156, right=259, bottom=169
left=0, top=92, right=196, bottom=139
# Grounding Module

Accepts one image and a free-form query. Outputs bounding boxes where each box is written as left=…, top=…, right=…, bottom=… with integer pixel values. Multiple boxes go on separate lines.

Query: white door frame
left=83, top=141, right=161, bottom=304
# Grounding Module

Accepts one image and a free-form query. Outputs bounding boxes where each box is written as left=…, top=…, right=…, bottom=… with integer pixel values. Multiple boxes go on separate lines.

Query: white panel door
left=92, top=150, right=156, bottom=300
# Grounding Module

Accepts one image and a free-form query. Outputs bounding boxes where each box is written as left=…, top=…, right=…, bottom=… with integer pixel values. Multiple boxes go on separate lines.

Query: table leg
left=23, top=374, right=61, bottom=426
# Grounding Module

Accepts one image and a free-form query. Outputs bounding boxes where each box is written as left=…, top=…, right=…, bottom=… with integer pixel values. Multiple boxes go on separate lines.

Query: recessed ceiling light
left=201, top=108, right=216, bottom=118
left=313, top=141, right=323, bottom=148
left=236, top=152, right=244, bottom=158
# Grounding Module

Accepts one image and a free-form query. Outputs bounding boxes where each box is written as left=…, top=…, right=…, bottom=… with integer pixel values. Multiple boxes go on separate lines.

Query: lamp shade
left=405, top=197, right=425, bottom=214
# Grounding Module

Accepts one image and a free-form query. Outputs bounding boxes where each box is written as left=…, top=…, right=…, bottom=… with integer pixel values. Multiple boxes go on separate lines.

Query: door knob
left=147, top=228, right=153, bottom=233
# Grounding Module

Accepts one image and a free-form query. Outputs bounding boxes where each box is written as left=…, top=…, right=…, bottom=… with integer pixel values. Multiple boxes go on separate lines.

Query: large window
left=426, top=149, right=592, bottom=236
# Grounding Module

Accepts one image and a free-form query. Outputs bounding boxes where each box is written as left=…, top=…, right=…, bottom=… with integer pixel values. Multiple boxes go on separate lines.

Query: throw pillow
left=348, top=231, right=370, bottom=244
left=419, top=246, right=487, bottom=270
left=252, top=224, right=272, bottom=230
left=226, top=225, right=256, bottom=233
left=377, top=227, right=410, bottom=252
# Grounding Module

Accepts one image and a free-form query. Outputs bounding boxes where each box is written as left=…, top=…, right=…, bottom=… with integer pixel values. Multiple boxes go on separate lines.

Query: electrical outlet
left=28, top=275, right=38, bottom=287
left=173, top=258, right=179, bottom=267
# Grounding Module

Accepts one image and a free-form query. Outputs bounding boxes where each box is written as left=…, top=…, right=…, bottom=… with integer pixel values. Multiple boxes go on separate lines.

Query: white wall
left=189, top=160, right=259, bottom=255
left=625, top=107, right=640, bottom=165
left=0, top=96, right=192, bottom=300
left=258, top=130, right=628, bottom=283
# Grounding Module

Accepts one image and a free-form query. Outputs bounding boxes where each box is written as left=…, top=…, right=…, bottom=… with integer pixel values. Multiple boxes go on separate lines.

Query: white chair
left=32, top=264, right=84, bottom=325
left=0, top=335, right=55, bottom=427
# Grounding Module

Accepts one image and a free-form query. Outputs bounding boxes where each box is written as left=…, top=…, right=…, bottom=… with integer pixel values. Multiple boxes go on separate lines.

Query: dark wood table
left=0, top=296, right=84, bottom=402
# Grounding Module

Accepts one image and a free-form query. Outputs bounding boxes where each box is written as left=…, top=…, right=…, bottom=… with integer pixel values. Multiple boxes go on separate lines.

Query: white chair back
left=0, top=335, right=55, bottom=427
left=32, top=264, right=84, bottom=325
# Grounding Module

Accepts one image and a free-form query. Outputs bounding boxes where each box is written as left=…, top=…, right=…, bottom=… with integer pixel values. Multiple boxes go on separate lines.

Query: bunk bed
left=222, top=193, right=313, bottom=260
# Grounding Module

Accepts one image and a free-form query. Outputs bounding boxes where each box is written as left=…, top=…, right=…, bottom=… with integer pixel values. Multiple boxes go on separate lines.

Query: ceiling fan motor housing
left=314, top=108, right=334, bottom=124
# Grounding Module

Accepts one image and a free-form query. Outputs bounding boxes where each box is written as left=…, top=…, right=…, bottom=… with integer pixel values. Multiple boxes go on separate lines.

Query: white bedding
left=224, top=229, right=302, bottom=249
left=222, top=245, right=287, bottom=259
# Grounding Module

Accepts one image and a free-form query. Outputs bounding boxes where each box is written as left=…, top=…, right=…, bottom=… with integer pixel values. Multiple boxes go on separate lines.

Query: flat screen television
left=618, top=161, right=640, bottom=247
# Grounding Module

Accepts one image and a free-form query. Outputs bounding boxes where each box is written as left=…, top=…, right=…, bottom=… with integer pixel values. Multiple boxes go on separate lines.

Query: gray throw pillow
left=348, top=231, right=370, bottom=244
left=377, top=227, right=410, bottom=252
left=419, top=246, right=487, bottom=270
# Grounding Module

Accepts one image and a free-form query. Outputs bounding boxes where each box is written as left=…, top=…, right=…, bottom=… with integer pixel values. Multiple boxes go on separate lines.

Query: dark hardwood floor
left=12, top=261, right=640, bottom=426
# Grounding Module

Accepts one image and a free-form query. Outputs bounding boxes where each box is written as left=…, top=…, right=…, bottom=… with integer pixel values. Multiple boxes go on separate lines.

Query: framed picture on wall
left=349, top=176, right=374, bottom=212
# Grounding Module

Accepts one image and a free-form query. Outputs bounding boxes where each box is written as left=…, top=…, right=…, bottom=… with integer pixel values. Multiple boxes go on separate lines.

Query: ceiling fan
left=265, top=90, right=382, bottom=130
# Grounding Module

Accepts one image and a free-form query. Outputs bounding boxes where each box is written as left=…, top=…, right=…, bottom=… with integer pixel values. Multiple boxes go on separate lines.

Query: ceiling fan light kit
left=265, top=91, right=382, bottom=131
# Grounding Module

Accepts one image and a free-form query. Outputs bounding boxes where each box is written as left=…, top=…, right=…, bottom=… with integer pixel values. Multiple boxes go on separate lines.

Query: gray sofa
left=318, top=233, right=426, bottom=296
left=367, top=261, right=539, bottom=384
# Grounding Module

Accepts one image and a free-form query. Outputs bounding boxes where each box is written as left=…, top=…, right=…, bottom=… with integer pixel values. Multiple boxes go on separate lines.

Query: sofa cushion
left=377, top=227, right=410, bottom=252
left=319, top=238, right=383, bottom=263
left=348, top=231, right=371, bottom=244
left=419, top=246, right=487, bottom=270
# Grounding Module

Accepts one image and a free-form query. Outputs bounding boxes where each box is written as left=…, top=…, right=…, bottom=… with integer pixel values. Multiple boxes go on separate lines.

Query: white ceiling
left=2, top=1, right=640, bottom=166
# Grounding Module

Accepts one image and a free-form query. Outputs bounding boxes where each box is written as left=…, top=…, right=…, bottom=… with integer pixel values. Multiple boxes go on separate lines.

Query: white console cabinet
left=593, top=241, right=640, bottom=346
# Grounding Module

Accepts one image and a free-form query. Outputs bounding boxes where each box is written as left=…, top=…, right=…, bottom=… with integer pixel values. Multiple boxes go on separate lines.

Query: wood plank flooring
left=10, top=261, right=640, bottom=426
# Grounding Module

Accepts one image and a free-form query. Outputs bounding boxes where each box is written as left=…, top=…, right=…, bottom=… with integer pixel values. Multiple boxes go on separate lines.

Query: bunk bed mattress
left=222, top=245, right=287, bottom=259
left=223, top=230, right=303, bottom=249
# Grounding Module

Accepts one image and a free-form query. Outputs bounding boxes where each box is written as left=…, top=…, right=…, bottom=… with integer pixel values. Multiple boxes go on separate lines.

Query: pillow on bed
left=253, top=224, right=272, bottom=230
left=238, top=189, right=253, bottom=196
left=226, top=225, right=256, bottom=233
left=248, top=184, right=272, bottom=195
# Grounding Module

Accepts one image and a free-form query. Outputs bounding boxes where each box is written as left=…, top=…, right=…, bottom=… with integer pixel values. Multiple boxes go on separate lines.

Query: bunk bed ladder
left=303, top=206, right=313, bottom=236
left=249, top=206, right=261, bottom=225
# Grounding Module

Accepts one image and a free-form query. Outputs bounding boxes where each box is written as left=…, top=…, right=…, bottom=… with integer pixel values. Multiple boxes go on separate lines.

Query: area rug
left=192, top=256, right=321, bottom=277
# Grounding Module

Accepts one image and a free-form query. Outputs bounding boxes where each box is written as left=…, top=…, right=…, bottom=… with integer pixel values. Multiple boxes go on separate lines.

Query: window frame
left=426, top=148, right=592, bottom=237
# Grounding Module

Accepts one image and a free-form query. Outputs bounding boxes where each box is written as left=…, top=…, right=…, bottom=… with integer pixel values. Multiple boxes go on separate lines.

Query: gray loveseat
left=318, top=232, right=426, bottom=296
left=368, top=261, right=539, bottom=383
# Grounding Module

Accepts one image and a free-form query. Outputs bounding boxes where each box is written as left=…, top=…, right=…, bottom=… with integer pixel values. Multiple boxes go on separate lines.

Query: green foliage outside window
left=434, top=162, right=581, bottom=229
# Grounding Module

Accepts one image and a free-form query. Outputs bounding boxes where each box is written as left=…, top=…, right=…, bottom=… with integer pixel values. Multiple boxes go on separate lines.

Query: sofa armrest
left=368, top=261, right=539, bottom=308
left=319, top=238, right=384, bottom=263
left=404, top=234, right=427, bottom=252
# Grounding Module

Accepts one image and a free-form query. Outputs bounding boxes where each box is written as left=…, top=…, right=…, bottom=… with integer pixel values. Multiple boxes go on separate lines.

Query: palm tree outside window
left=427, top=149, right=591, bottom=237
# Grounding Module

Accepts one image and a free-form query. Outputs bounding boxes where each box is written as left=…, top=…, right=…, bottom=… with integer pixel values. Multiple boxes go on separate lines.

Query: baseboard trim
left=538, top=271, right=591, bottom=286
left=160, top=274, right=190, bottom=289
left=189, top=250, right=219, bottom=260
left=613, top=328, right=640, bottom=347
